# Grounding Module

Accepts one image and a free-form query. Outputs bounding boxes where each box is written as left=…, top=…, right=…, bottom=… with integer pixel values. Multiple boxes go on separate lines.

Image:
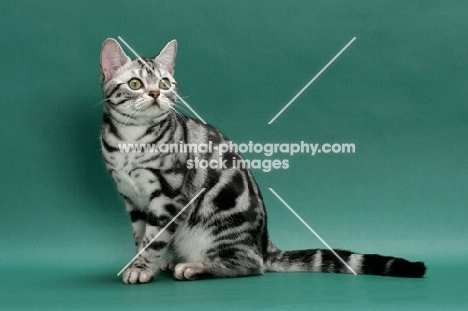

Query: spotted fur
left=99, top=38, right=426, bottom=284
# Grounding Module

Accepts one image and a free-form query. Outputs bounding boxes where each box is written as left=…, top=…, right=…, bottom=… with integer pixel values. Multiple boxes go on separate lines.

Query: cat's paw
left=174, top=263, right=204, bottom=280
left=122, top=267, right=156, bottom=284
left=160, top=259, right=177, bottom=272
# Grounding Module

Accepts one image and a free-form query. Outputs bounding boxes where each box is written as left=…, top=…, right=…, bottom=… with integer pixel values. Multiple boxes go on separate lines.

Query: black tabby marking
left=107, top=83, right=124, bottom=98
left=149, top=241, right=167, bottom=251
left=101, top=138, right=118, bottom=153
left=130, top=210, right=146, bottom=222
left=213, top=173, right=244, bottom=211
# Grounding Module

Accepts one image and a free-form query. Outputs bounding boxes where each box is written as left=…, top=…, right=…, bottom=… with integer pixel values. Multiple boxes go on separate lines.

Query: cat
left=100, top=38, right=426, bottom=284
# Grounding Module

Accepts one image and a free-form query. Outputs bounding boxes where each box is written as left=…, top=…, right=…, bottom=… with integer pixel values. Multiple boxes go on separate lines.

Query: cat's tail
left=264, top=242, right=426, bottom=278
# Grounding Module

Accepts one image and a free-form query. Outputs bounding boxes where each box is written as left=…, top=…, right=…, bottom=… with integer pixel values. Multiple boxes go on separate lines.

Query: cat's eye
left=159, top=78, right=171, bottom=90
left=128, top=78, right=143, bottom=90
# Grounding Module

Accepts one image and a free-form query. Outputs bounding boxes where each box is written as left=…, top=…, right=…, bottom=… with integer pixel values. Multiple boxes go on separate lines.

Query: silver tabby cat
left=100, top=38, right=426, bottom=284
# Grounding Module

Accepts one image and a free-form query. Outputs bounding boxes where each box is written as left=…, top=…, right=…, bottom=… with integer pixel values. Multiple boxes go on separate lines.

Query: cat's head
left=100, top=38, right=178, bottom=122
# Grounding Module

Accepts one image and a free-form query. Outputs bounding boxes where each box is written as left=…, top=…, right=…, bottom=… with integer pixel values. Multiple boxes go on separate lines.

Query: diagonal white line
left=268, top=37, right=356, bottom=124
left=117, top=36, right=207, bottom=124
left=268, top=188, right=357, bottom=275
left=117, top=188, right=206, bottom=276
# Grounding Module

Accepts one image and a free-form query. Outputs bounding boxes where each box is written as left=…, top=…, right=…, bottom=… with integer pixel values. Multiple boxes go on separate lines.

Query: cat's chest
left=103, top=124, right=167, bottom=173
left=102, top=121, right=187, bottom=208
left=103, top=132, right=170, bottom=207
left=107, top=150, right=175, bottom=205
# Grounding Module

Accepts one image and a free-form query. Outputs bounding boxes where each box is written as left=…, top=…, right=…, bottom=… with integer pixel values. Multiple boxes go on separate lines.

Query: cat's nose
left=149, top=91, right=160, bottom=99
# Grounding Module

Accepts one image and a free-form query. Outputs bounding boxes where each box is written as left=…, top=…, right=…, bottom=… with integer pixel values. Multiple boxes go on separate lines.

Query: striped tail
left=266, top=248, right=426, bottom=278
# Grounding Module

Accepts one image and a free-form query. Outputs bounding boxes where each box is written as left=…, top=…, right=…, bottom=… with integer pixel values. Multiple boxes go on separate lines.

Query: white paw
left=174, top=263, right=204, bottom=280
left=160, top=260, right=177, bottom=272
left=122, top=267, right=156, bottom=284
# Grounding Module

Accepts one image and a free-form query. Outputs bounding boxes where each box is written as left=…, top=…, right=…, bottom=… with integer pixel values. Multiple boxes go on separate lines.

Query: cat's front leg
left=122, top=201, right=146, bottom=251
left=122, top=197, right=182, bottom=284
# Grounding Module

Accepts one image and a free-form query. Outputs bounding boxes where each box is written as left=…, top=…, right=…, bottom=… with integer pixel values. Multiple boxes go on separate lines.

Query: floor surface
left=2, top=261, right=466, bottom=310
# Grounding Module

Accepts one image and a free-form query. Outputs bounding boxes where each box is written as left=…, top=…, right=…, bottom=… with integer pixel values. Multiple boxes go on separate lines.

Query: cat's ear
left=100, top=38, right=131, bottom=82
left=155, top=40, right=177, bottom=74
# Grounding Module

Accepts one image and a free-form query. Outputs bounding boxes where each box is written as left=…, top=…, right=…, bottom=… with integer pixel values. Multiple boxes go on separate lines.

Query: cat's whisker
left=120, top=102, right=140, bottom=115
left=176, top=110, right=188, bottom=124
left=173, top=104, right=192, bottom=116
left=176, top=93, right=191, bottom=100
left=93, top=98, right=113, bottom=108
left=172, top=110, right=187, bottom=125
left=165, top=103, right=187, bottom=124
left=171, top=101, right=193, bottom=117
left=122, top=107, right=138, bottom=127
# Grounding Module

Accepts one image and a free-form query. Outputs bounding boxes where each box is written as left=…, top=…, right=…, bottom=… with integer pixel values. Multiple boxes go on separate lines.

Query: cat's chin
left=135, top=106, right=171, bottom=122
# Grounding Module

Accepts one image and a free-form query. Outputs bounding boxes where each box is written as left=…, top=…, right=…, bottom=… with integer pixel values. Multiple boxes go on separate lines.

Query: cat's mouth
left=135, top=99, right=173, bottom=119
left=134, top=97, right=162, bottom=112
left=151, top=99, right=160, bottom=108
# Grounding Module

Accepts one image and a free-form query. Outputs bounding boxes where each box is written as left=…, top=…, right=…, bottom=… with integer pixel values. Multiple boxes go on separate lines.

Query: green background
left=1, top=1, right=467, bottom=310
